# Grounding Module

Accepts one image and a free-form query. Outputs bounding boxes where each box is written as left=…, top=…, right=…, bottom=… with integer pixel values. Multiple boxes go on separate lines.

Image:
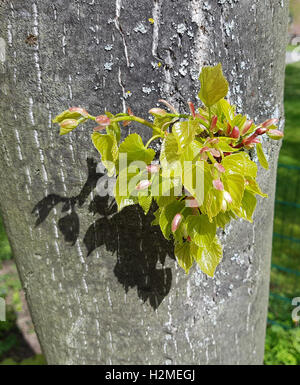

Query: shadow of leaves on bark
left=31, top=158, right=174, bottom=310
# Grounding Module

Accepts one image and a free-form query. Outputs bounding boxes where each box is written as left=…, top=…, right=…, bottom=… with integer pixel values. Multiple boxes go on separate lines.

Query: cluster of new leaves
left=53, top=64, right=283, bottom=277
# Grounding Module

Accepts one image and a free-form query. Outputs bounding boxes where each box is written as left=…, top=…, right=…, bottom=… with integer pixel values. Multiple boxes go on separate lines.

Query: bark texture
left=0, top=0, right=288, bottom=364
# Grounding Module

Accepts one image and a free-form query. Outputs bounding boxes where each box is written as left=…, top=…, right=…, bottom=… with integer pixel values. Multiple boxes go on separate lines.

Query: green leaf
left=217, top=99, right=235, bottom=123
left=182, top=161, right=205, bottom=206
left=222, top=152, right=257, bottom=178
left=223, top=173, right=245, bottom=209
left=198, top=64, right=229, bottom=107
left=172, top=121, right=196, bottom=151
left=213, top=211, right=236, bottom=229
left=114, top=169, right=138, bottom=211
left=175, top=242, right=197, bottom=274
left=91, top=132, right=118, bottom=176
left=239, top=190, right=257, bottom=222
left=206, top=188, right=224, bottom=220
left=119, top=133, right=155, bottom=165
left=53, top=110, right=83, bottom=123
left=195, top=237, right=223, bottom=277
left=256, top=142, right=269, bottom=170
left=217, top=137, right=239, bottom=153
left=245, top=177, right=268, bottom=197
left=186, top=215, right=216, bottom=247
left=138, top=193, right=152, bottom=215
left=160, top=133, right=180, bottom=164
left=154, top=115, right=177, bottom=132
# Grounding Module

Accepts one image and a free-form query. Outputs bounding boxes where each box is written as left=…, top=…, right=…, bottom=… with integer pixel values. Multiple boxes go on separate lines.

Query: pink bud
left=230, top=126, right=240, bottom=139
left=188, top=101, right=196, bottom=118
left=206, top=138, right=219, bottom=145
left=69, top=107, right=89, bottom=117
left=93, top=126, right=106, bottom=132
left=185, top=197, right=199, bottom=207
left=209, top=148, right=221, bottom=158
left=200, top=146, right=210, bottom=154
left=149, top=108, right=167, bottom=116
left=135, top=180, right=152, bottom=190
left=146, top=164, right=160, bottom=173
left=60, top=119, right=78, bottom=129
left=95, top=115, right=111, bottom=127
left=223, top=191, right=232, bottom=203
left=255, top=127, right=268, bottom=135
left=172, top=213, right=183, bottom=233
left=214, top=163, right=226, bottom=173
left=210, top=116, right=218, bottom=131
left=241, top=120, right=253, bottom=135
left=213, top=179, right=224, bottom=191
left=262, top=118, right=278, bottom=128
left=267, top=129, right=284, bottom=139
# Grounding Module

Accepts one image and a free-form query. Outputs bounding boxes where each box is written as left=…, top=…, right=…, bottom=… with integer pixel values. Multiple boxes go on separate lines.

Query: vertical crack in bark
left=114, top=0, right=130, bottom=67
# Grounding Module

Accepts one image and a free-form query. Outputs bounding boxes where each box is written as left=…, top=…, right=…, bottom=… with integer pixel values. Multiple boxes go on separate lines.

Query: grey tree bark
left=0, top=0, right=288, bottom=365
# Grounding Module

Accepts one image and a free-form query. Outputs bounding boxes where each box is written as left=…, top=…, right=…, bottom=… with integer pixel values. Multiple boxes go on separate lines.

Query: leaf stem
left=145, top=135, right=161, bottom=149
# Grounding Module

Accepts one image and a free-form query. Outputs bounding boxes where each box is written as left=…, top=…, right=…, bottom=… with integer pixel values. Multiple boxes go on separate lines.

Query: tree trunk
left=0, top=0, right=288, bottom=365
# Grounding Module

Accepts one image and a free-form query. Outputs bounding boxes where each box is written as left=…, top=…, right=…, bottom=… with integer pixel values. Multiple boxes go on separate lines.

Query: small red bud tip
left=230, top=126, right=240, bottom=139
left=213, top=179, right=224, bottom=191
left=187, top=236, right=192, bottom=242
left=187, top=101, right=196, bottom=118
left=149, top=108, right=167, bottom=116
left=210, top=116, right=218, bottom=131
left=223, top=191, right=232, bottom=204
left=171, top=213, right=183, bottom=233
left=214, top=163, right=226, bottom=173
left=127, top=107, right=133, bottom=116
left=241, top=120, right=253, bottom=135
left=60, top=119, right=78, bottom=129
left=123, top=121, right=130, bottom=127
left=255, top=127, right=267, bottom=135
left=146, top=164, right=160, bottom=173
left=95, top=115, right=111, bottom=127
left=69, top=107, right=89, bottom=117
left=135, top=180, right=152, bottom=191
left=262, top=118, right=278, bottom=128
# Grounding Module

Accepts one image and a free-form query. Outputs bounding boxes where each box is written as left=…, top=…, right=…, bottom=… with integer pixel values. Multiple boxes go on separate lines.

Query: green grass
left=265, top=60, right=300, bottom=364
left=277, top=61, right=300, bottom=167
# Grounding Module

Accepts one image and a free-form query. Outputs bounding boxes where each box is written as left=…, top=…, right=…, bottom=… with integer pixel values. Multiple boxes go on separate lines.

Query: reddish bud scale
left=210, top=115, right=218, bottom=131
left=255, top=127, right=267, bottom=135
left=230, top=126, right=240, bottom=139
left=127, top=107, right=133, bottom=116
left=227, top=123, right=232, bottom=136
left=209, top=148, right=221, bottom=158
left=95, top=115, right=111, bottom=127
left=93, top=126, right=106, bottom=132
left=241, top=120, right=253, bottom=136
left=187, top=236, right=192, bottom=242
left=262, top=118, right=278, bottom=128
left=214, top=163, right=226, bottom=173
left=172, top=213, right=183, bottom=233
left=149, top=108, right=167, bottom=116
left=187, top=101, right=196, bottom=118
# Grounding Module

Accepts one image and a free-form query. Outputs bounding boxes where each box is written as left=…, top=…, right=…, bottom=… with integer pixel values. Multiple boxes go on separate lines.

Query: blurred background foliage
left=0, top=1, right=300, bottom=366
